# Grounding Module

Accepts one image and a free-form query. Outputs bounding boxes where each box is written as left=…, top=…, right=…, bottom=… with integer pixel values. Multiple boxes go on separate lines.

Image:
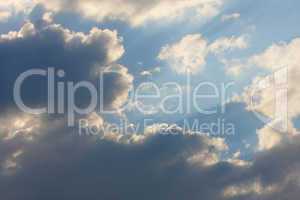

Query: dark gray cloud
left=0, top=115, right=224, bottom=200
left=0, top=20, right=132, bottom=111
left=0, top=114, right=299, bottom=200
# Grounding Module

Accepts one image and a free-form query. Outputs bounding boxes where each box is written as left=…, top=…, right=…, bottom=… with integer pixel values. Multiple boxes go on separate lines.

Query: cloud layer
left=1, top=112, right=300, bottom=200
left=0, top=0, right=225, bottom=26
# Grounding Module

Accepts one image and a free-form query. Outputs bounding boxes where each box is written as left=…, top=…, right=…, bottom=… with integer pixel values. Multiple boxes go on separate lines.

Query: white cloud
left=0, top=21, right=36, bottom=40
left=158, top=34, right=209, bottom=74
left=140, top=67, right=161, bottom=77
left=140, top=71, right=152, bottom=76
left=257, top=119, right=298, bottom=151
left=0, top=0, right=33, bottom=22
left=187, top=150, right=220, bottom=167
left=158, top=34, right=248, bottom=75
left=0, top=0, right=225, bottom=25
left=187, top=136, right=228, bottom=167
left=221, top=58, right=245, bottom=76
left=221, top=13, right=240, bottom=22
left=257, top=124, right=283, bottom=151
left=226, top=153, right=251, bottom=167
left=35, top=0, right=225, bottom=26
left=0, top=113, right=42, bottom=141
left=209, top=35, right=248, bottom=54
left=237, top=38, right=300, bottom=150
left=244, top=38, right=300, bottom=120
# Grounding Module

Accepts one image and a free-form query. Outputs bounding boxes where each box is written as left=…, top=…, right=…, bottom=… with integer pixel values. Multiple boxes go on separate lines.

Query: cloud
left=256, top=118, right=299, bottom=151
left=221, top=58, right=244, bottom=76
left=158, top=34, right=208, bottom=74
left=223, top=180, right=276, bottom=198
left=0, top=0, right=226, bottom=26
left=158, top=34, right=248, bottom=75
left=140, top=67, right=161, bottom=77
left=33, top=0, right=224, bottom=26
left=209, top=35, right=248, bottom=54
left=0, top=111, right=44, bottom=175
left=0, top=112, right=41, bottom=141
left=0, top=20, right=133, bottom=110
left=100, top=64, right=134, bottom=109
left=140, top=70, right=152, bottom=76
left=0, top=21, right=124, bottom=70
left=243, top=38, right=300, bottom=124
left=0, top=1, right=33, bottom=22
left=1, top=112, right=300, bottom=199
left=0, top=113, right=229, bottom=199
left=232, top=38, right=300, bottom=151
left=221, top=13, right=240, bottom=22
left=257, top=124, right=283, bottom=151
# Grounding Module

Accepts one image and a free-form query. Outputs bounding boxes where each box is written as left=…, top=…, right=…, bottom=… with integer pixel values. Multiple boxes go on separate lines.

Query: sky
left=1, top=0, right=300, bottom=199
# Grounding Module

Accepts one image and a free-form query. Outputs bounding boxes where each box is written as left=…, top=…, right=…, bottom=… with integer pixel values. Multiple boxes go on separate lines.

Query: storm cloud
left=0, top=20, right=132, bottom=110
left=0, top=112, right=300, bottom=200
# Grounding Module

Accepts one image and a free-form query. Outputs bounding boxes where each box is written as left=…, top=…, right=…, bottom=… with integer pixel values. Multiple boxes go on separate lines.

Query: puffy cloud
left=158, top=34, right=209, bottom=74
left=257, top=124, right=283, bottom=151
left=0, top=20, right=133, bottom=110
left=245, top=38, right=300, bottom=119
left=34, top=0, right=224, bottom=26
left=241, top=39, right=300, bottom=149
left=99, top=64, right=134, bottom=110
left=233, top=38, right=300, bottom=152
left=208, top=36, right=248, bottom=77
left=257, top=119, right=298, bottom=151
left=158, top=34, right=248, bottom=75
left=0, top=21, right=124, bottom=70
